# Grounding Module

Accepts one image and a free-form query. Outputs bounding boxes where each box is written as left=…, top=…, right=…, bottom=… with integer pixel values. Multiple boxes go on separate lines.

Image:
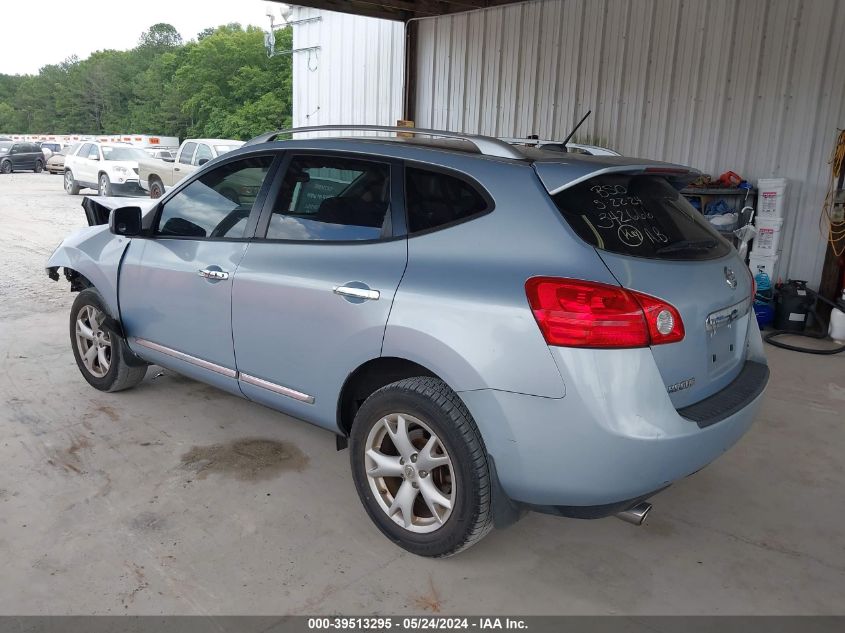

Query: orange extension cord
left=821, top=128, right=845, bottom=257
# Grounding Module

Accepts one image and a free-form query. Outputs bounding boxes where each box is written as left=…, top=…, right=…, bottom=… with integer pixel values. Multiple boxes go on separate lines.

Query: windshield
left=552, top=174, right=732, bottom=261
left=0, top=142, right=11, bottom=154
left=101, top=146, right=148, bottom=161
left=214, top=144, right=241, bottom=155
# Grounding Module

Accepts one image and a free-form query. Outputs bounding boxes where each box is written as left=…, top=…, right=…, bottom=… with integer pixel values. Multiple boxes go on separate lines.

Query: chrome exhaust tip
left=616, top=502, right=652, bottom=526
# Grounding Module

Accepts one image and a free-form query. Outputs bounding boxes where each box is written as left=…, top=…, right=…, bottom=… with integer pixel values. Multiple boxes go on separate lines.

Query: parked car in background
left=46, top=143, right=81, bottom=175
left=0, top=141, right=46, bottom=173
left=39, top=141, right=63, bottom=160
left=145, top=148, right=176, bottom=161
left=63, top=142, right=149, bottom=196
left=138, top=138, right=243, bottom=198
left=47, top=125, right=768, bottom=558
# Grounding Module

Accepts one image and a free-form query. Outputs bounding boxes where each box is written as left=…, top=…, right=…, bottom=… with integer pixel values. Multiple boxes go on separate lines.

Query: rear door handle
left=333, top=285, right=380, bottom=301
left=198, top=268, right=229, bottom=280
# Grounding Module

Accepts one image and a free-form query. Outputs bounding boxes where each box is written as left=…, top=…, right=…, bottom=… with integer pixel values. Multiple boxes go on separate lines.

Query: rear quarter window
left=552, top=174, right=731, bottom=260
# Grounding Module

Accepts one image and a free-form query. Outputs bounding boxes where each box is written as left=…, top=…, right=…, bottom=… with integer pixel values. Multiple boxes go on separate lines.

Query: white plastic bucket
left=756, top=178, right=787, bottom=219
left=748, top=253, right=779, bottom=281
left=751, top=217, right=783, bottom=256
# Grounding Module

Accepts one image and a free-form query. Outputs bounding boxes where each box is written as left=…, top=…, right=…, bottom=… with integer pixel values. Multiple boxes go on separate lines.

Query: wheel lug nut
left=419, top=470, right=428, bottom=478
left=399, top=457, right=404, bottom=465
left=410, top=453, right=418, bottom=463
left=412, top=482, right=419, bottom=489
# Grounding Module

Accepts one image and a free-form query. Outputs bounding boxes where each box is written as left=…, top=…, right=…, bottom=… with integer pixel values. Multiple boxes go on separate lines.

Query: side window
left=179, top=142, right=197, bottom=165
left=194, top=144, right=213, bottom=166
left=77, top=143, right=92, bottom=157
left=405, top=167, right=489, bottom=234
left=88, top=145, right=100, bottom=160
left=156, top=156, right=273, bottom=239
left=265, top=155, right=391, bottom=242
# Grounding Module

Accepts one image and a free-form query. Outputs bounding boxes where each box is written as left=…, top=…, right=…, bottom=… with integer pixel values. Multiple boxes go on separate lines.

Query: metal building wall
left=414, top=0, right=845, bottom=285
left=292, top=7, right=405, bottom=134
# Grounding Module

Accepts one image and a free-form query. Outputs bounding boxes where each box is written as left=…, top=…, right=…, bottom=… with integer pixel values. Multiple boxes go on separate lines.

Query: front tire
left=70, top=289, right=147, bottom=392
left=149, top=178, right=164, bottom=199
left=98, top=173, right=112, bottom=196
left=349, top=377, right=493, bottom=557
left=64, top=169, right=80, bottom=194
left=1, top=160, right=12, bottom=174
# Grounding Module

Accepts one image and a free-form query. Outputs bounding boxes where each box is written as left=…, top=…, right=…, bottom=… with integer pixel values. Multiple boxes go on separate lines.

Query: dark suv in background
left=0, top=141, right=46, bottom=173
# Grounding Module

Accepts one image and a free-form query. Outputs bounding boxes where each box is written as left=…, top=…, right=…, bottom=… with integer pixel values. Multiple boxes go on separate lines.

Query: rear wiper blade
left=656, top=239, right=717, bottom=254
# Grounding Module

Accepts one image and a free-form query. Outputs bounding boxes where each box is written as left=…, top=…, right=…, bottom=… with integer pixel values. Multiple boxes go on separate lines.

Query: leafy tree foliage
left=0, top=23, right=292, bottom=141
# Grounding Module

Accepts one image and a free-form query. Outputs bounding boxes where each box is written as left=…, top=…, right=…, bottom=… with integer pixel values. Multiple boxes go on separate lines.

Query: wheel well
left=337, top=357, right=439, bottom=436
left=62, top=268, right=93, bottom=292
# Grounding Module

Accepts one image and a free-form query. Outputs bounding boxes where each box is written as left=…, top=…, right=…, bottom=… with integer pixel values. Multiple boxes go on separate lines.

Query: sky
left=1, top=0, right=283, bottom=75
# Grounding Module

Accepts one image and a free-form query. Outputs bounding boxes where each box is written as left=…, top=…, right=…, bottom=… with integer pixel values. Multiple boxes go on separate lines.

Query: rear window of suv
left=552, top=174, right=732, bottom=260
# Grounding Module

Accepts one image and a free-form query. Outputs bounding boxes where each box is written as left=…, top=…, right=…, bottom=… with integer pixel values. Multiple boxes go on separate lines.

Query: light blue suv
left=47, top=126, right=769, bottom=557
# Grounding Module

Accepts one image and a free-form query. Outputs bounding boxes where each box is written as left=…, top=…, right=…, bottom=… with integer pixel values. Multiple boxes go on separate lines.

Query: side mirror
left=163, top=157, right=175, bottom=163
left=109, top=206, right=143, bottom=236
left=197, top=158, right=209, bottom=166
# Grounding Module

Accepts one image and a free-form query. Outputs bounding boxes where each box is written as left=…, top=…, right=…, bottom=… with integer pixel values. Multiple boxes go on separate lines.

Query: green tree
left=0, top=22, right=292, bottom=141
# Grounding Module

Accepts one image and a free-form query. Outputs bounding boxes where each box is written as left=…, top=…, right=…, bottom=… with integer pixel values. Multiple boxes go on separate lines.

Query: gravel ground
left=0, top=172, right=87, bottom=319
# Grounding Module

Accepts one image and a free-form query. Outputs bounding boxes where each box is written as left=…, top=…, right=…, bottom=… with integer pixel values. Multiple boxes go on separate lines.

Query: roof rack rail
left=244, top=125, right=526, bottom=160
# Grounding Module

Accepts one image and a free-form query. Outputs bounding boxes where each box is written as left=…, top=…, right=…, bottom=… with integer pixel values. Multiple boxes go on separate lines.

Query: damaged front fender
left=46, top=197, right=157, bottom=317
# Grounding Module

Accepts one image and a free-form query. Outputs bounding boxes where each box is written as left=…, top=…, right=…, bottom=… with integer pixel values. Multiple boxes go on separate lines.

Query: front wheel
left=149, top=179, right=164, bottom=199
left=349, top=377, right=493, bottom=557
left=1, top=160, right=12, bottom=174
left=98, top=173, right=112, bottom=196
left=64, top=169, right=80, bottom=194
left=70, top=289, right=147, bottom=392
left=34, top=160, right=44, bottom=173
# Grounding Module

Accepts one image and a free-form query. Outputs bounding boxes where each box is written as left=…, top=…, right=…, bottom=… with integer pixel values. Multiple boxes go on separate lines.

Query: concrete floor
left=1, top=173, right=843, bottom=615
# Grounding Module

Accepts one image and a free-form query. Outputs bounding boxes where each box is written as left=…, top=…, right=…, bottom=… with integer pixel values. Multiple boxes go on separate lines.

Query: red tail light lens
left=525, top=277, right=684, bottom=348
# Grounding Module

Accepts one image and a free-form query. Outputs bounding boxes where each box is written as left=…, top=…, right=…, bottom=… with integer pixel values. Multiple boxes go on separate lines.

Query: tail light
left=525, top=277, right=685, bottom=348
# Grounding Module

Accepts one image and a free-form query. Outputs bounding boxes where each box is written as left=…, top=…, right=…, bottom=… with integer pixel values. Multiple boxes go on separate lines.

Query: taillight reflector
left=525, top=277, right=685, bottom=348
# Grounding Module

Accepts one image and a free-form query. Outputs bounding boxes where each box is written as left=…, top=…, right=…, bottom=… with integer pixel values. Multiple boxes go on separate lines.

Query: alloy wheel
left=364, top=413, right=455, bottom=533
left=74, top=305, right=112, bottom=378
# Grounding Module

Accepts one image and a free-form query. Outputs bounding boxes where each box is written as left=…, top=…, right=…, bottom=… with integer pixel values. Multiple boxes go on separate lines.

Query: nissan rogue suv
left=46, top=125, right=769, bottom=557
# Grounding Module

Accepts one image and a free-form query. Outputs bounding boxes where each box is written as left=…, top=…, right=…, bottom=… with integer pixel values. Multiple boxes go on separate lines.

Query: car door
left=10, top=144, right=25, bottom=170
left=119, top=153, right=277, bottom=395
left=80, top=144, right=100, bottom=184
left=231, top=152, right=408, bottom=430
left=173, top=141, right=197, bottom=185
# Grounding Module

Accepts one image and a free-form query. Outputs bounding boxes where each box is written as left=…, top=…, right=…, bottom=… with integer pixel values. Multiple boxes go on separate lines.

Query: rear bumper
left=460, top=346, right=768, bottom=510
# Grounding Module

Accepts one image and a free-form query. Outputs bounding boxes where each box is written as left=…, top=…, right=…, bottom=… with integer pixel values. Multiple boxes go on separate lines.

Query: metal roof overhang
left=266, top=0, right=525, bottom=22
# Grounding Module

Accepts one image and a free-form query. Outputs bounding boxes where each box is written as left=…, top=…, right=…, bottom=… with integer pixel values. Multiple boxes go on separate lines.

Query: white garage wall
left=292, top=7, right=405, bottom=133
left=414, top=0, right=845, bottom=285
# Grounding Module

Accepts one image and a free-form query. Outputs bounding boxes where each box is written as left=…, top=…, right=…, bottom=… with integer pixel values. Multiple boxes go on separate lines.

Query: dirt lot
left=1, top=172, right=844, bottom=615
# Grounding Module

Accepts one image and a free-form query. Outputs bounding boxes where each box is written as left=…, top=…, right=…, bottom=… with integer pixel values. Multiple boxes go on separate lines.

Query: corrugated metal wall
left=292, top=7, right=405, bottom=133
left=414, top=0, right=845, bottom=285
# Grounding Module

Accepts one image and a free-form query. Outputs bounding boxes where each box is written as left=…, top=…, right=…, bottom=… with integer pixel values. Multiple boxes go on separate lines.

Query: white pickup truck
left=138, top=138, right=244, bottom=198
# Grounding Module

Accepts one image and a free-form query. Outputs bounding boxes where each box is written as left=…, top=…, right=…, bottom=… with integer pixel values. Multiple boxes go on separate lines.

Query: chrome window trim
left=133, top=338, right=237, bottom=378
left=239, top=373, right=315, bottom=404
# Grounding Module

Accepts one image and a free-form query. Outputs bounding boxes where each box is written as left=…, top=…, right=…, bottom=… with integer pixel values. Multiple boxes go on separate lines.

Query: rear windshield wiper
left=655, top=239, right=717, bottom=254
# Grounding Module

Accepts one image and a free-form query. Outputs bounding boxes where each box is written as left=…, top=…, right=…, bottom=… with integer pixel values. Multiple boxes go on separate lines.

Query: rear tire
left=34, top=160, right=44, bottom=173
left=64, top=169, right=80, bottom=194
left=349, top=377, right=492, bottom=558
left=70, top=289, right=147, bottom=392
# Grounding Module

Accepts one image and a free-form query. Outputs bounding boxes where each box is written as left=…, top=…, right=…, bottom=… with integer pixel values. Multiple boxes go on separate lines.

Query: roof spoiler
left=533, top=160, right=699, bottom=195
